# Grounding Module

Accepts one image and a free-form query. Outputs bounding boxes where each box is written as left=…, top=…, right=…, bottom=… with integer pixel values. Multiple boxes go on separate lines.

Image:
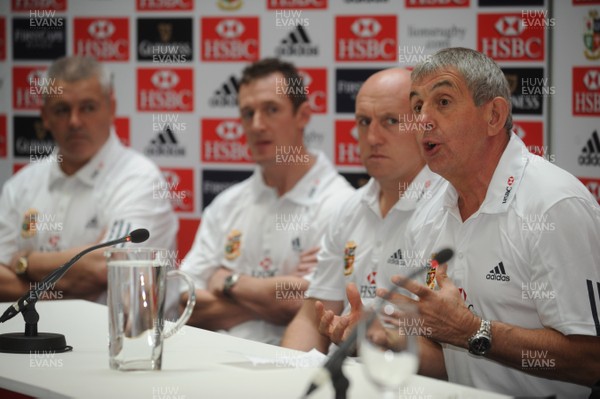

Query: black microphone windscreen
left=433, top=248, right=454, bottom=265
left=129, top=229, right=150, bottom=243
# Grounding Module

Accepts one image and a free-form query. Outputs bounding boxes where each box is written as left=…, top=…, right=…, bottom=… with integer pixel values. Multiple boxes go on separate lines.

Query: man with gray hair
left=385, top=47, right=600, bottom=398
left=0, top=56, right=177, bottom=304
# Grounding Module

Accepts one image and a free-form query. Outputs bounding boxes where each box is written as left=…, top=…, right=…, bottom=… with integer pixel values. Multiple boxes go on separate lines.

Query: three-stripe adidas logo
left=579, top=130, right=600, bottom=166
left=108, top=219, right=131, bottom=249
left=209, top=75, right=239, bottom=107
left=275, top=25, right=318, bottom=56
left=386, top=249, right=402, bottom=266
left=145, top=127, right=185, bottom=156
left=486, top=261, right=511, bottom=282
left=586, top=279, right=600, bottom=336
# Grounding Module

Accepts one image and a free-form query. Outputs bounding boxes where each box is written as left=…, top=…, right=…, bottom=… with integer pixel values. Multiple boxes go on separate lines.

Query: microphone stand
left=0, top=297, right=72, bottom=354
left=0, top=230, right=148, bottom=353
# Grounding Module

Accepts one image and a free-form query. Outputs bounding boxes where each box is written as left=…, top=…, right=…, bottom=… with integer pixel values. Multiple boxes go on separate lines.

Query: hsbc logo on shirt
left=579, top=177, right=600, bottom=204
left=201, top=118, right=252, bottom=163
left=336, top=16, right=397, bottom=62
left=202, top=17, right=259, bottom=62
left=137, top=68, right=193, bottom=112
left=405, top=0, right=469, bottom=7
left=335, top=120, right=361, bottom=166
left=159, top=167, right=194, bottom=212
left=11, top=0, right=67, bottom=11
left=74, top=18, right=129, bottom=61
left=267, top=0, right=328, bottom=9
left=478, top=13, right=544, bottom=61
left=298, top=68, right=327, bottom=114
left=13, top=66, right=47, bottom=110
left=573, top=67, right=600, bottom=116
left=136, top=0, right=193, bottom=10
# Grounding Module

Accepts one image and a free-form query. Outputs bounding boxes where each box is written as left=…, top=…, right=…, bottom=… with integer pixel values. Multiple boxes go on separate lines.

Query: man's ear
left=295, top=100, right=312, bottom=131
left=486, top=97, right=509, bottom=137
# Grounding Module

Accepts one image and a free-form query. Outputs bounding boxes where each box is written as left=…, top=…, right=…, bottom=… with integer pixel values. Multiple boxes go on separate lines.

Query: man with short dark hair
left=180, top=58, right=354, bottom=345
left=0, top=56, right=177, bottom=303
left=388, top=47, right=600, bottom=398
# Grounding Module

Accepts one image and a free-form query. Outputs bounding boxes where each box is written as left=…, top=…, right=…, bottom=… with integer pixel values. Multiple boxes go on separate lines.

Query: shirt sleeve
left=179, top=200, right=224, bottom=290
left=531, top=197, right=600, bottom=336
left=305, top=204, right=347, bottom=302
left=0, top=179, right=20, bottom=266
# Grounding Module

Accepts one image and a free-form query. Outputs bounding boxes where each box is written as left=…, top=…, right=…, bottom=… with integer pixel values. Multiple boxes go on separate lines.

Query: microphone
left=303, top=248, right=454, bottom=398
left=0, top=228, right=150, bottom=324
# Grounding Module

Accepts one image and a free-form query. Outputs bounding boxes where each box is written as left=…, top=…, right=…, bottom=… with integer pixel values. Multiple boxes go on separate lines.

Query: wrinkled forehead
left=411, top=66, right=465, bottom=87
left=409, top=67, right=468, bottom=99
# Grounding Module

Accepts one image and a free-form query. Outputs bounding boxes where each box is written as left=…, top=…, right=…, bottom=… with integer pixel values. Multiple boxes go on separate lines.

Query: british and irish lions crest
left=224, top=229, right=241, bottom=260
left=584, top=10, right=600, bottom=61
left=344, top=241, right=357, bottom=276
left=21, top=208, right=39, bottom=239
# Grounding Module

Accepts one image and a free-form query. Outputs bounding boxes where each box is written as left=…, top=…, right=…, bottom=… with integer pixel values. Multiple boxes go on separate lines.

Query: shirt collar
left=395, top=165, right=439, bottom=211
left=360, top=178, right=380, bottom=216
left=441, top=132, right=528, bottom=216
left=250, top=151, right=336, bottom=206
left=48, top=130, right=121, bottom=188
left=360, top=166, right=440, bottom=215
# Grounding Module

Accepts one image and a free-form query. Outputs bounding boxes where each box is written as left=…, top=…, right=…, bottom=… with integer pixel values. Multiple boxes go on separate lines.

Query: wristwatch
left=222, top=273, right=240, bottom=298
left=14, top=256, right=29, bottom=275
left=468, top=319, right=492, bottom=356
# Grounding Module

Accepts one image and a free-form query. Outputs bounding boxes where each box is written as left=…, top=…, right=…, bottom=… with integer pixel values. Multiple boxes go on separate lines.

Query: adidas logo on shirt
left=209, top=75, right=239, bottom=107
left=578, top=130, right=600, bottom=166
left=386, top=249, right=402, bottom=266
left=486, top=261, right=511, bottom=282
left=275, top=25, right=319, bottom=57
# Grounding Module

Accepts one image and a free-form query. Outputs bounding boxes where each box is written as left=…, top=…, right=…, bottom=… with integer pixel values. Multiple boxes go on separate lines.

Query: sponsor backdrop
left=0, top=0, right=598, bottom=261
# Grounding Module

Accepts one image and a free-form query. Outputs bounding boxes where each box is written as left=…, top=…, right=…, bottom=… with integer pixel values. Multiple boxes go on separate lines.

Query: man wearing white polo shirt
left=0, top=56, right=177, bottom=303
left=281, top=68, right=445, bottom=353
left=391, top=48, right=600, bottom=398
left=180, top=58, right=353, bottom=345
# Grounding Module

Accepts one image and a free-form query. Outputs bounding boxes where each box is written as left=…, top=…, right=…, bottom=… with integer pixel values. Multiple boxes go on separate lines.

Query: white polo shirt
left=181, top=152, right=354, bottom=345
left=405, top=133, right=600, bottom=399
left=307, top=166, right=445, bottom=316
left=0, top=132, right=178, bottom=303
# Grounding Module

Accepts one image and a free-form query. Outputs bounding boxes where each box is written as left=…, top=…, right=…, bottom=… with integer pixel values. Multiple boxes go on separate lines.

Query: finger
left=304, top=246, right=320, bottom=256
left=346, top=283, right=363, bottom=312
left=435, top=263, right=453, bottom=289
left=300, top=246, right=320, bottom=258
left=318, top=309, right=334, bottom=336
left=391, top=274, right=431, bottom=299
left=331, top=316, right=349, bottom=344
left=314, top=300, right=324, bottom=320
left=297, top=261, right=318, bottom=272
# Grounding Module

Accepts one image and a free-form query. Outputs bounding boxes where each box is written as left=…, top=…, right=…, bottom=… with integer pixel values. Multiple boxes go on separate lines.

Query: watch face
left=15, top=258, right=28, bottom=274
left=471, top=337, right=491, bottom=354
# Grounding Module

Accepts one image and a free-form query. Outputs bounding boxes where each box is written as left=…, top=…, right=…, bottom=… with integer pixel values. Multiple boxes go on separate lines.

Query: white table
left=0, top=300, right=512, bottom=399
